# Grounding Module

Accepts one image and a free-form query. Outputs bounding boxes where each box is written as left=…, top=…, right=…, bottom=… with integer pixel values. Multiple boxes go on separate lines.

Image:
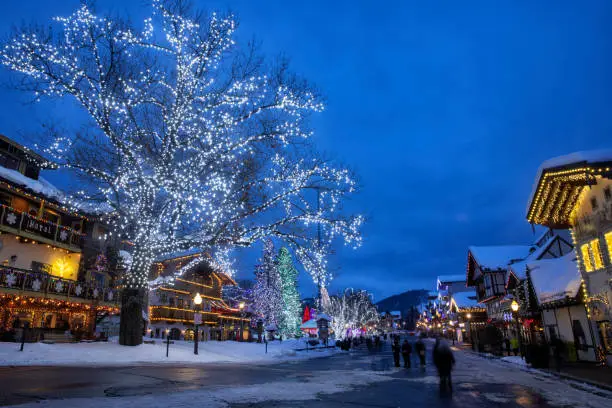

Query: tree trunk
left=119, top=288, right=146, bottom=346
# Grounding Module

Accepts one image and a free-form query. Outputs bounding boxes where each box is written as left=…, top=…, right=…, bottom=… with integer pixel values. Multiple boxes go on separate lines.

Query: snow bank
left=0, top=338, right=337, bottom=367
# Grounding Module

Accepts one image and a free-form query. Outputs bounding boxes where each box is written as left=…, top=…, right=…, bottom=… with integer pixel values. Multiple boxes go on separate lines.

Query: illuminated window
left=581, top=244, right=593, bottom=272
left=581, top=239, right=605, bottom=272
left=591, top=239, right=604, bottom=270
left=606, top=231, right=612, bottom=264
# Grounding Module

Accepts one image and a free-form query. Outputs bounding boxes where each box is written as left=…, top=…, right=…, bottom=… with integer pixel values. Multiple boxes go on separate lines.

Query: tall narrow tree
left=0, top=1, right=362, bottom=345
left=253, top=240, right=283, bottom=329
left=277, top=247, right=301, bottom=337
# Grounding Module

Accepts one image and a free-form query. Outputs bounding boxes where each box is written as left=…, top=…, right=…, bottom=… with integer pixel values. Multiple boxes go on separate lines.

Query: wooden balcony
left=0, top=266, right=119, bottom=305
left=0, top=205, right=84, bottom=251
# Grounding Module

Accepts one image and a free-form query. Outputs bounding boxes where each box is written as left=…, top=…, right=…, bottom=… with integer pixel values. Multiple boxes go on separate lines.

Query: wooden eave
left=527, top=161, right=612, bottom=228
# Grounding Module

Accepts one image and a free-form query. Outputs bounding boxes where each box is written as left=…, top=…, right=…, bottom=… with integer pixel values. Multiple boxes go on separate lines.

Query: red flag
left=302, top=305, right=311, bottom=323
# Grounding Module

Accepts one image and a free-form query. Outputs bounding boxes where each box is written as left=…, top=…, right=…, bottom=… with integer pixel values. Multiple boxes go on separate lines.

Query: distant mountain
left=376, top=289, right=429, bottom=316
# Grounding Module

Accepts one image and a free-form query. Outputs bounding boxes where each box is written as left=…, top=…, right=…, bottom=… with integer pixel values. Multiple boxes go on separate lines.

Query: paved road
left=0, top=338, right=602, bottom=407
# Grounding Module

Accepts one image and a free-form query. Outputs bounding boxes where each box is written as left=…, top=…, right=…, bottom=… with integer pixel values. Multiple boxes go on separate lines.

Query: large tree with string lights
left=0, top=0, right=362, bottom=345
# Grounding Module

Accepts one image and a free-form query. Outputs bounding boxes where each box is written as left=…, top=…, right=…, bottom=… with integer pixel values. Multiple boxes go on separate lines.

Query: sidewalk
left=455, top=343, right=612, bottom=393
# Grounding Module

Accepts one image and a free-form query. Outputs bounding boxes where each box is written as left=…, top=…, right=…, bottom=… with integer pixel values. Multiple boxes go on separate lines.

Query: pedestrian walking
left=401, top=339, right=412, bottom=368
left=415, top=336, right=426, bottom=367
left=433, top=338, right=455, bottom=394
left=552, top=337, right=566, bottom=373
left=510, top=337, right=519, bottom=356
left=504, top=338, right=511, bottom=356
left=392, top=338, right=401, bottom=368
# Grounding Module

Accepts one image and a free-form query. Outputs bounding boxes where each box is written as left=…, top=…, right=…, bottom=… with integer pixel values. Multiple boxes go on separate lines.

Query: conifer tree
left=253, top=240, right=283, bottom=329
left=277, top=247, right=301, bottom=337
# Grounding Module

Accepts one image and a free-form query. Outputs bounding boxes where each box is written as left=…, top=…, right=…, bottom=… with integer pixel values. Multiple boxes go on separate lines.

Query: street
left=1, top=340, right=611, bottom=408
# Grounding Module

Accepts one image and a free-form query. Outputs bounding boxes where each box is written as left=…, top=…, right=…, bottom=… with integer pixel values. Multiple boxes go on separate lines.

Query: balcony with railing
left=0, top=205, right=84, bottom=251
left=0, top=266, right=119, bottom=305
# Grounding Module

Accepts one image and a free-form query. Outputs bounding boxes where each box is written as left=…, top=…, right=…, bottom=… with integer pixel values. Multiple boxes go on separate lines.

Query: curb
left=464, top=349, right=612, bottom=394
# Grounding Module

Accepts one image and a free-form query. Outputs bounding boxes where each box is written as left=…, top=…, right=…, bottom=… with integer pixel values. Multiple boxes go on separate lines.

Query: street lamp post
left=466, top=313, right=474, bottom=350
left=165, top=328, right=170, bottom=357
left=511, top=300, right=522, bottom=358
left=239, top=302, right=245, bottom=342
left=193, top=293, right=202, bottom=355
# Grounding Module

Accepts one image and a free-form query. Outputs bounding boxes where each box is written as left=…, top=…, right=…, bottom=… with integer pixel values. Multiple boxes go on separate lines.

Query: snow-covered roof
left=451, top=291, right=480, bottom=309
left=528, top=254, right=581, bottom=305
left=300, top=319, right=318, bottom=329
left=437, top=275, right=466, bottom=284
left=154, top=248, right=203, bottom=263
left=389, top=311, right=401, bottom=318
left=528, top=149, right=612, bottom=210
left=0, top=164, right=113, bottom=216
left=469, top=245, right=532, bottom=271
left=527, top=150, right=612, bottom=228
left=0, top=165, right=64, bottom=202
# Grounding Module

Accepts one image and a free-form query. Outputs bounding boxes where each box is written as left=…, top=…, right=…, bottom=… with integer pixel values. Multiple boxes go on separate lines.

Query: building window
left=580, top=239, right=604, bottom=272
left=605, top=231, right=612, bottom=264
left=591, top=197, right=598, bottom=211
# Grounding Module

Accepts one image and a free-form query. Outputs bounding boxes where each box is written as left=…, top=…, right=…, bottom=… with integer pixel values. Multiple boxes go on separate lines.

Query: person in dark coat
left=552, top=337, right=566, bottom=372
left=401, top=339, right=412, bottom=368
left=415, top=337, right=426, bottom=367
left=433, top=338, right=455, bottom=393
left=392, top=338, right=401, bottom=367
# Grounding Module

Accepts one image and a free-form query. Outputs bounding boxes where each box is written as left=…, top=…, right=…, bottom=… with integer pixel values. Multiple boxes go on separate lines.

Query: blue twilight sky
left=0, top=1, right=611, bottom=300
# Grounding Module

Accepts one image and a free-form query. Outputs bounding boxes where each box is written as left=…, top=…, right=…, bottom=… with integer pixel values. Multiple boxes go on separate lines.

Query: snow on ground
left=0, top=338, right=337, bottom=366
left=10, top=369, right=393, bottom=408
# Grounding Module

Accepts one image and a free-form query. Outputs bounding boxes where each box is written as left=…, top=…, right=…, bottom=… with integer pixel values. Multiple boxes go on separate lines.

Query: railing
left=0, top=205, right=84, bottom=249
left=0, top=266, right=119, bottom=304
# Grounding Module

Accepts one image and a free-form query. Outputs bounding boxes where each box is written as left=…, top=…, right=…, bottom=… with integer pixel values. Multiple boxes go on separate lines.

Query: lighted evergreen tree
left=253, top=240, right=283, bottom=329
left=0, top=0, right=363, bottom=345
left=277, top=247, right=301, bottom=337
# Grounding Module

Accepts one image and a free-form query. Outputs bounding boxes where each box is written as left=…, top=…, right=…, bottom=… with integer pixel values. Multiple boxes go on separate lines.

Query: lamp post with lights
left=511, top=300, right=523, bottom=358
left=239, top=302, right=245, bottom=342
left=466, top=313, right=474, bottom=350
left=193, top=293, right=202, bottom=355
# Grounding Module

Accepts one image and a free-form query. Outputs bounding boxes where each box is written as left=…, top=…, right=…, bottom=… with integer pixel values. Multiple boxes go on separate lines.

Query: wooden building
left=147, top=251, right=250, bottom=342
left=0, top=135, right=120, bottom=340
left=527, top=151, right=612, bottom=365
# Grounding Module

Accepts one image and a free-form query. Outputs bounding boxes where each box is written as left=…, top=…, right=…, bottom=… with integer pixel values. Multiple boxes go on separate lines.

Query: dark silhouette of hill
left=376, top=289, right=429, bottom=315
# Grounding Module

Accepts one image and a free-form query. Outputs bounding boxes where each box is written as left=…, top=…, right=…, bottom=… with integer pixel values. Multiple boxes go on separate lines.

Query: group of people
left=391, top=335, right=456, bottom=393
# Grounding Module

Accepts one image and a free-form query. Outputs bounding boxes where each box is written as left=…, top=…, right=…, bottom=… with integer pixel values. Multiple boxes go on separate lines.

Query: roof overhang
left=527, top=159, right=612, bottom=228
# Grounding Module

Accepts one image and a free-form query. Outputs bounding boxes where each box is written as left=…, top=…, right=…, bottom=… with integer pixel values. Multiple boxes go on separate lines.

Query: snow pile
left=468, top=245, right=533, bottom=271
left=0, top=338, right=338, bottom=367
left=528, top=254, right=580, bottom=304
